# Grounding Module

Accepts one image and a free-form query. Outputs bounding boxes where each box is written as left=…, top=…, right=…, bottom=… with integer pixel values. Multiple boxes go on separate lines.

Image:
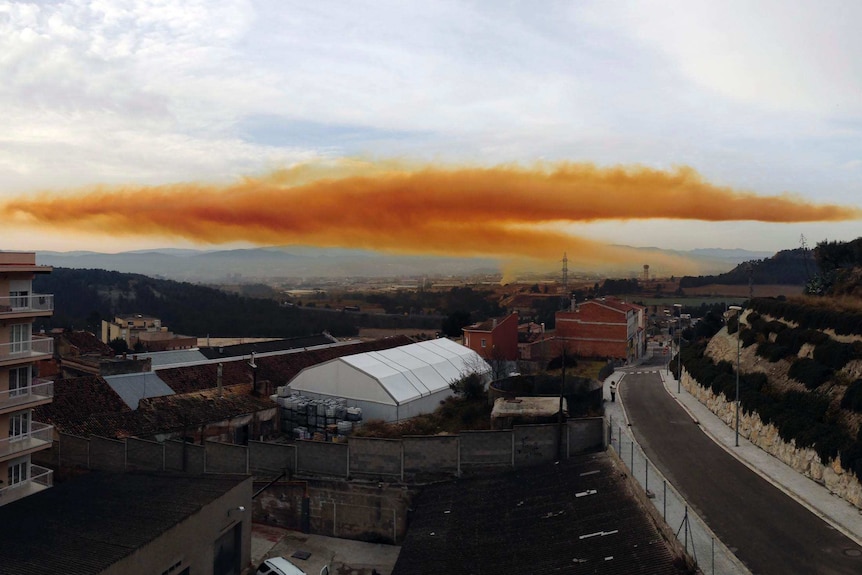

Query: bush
left=756, top=342, right=791, bottom=362
left=739, top=327, right=758, bottom=348
left=788, top=358, right=834, bottom=390
left=813, top=339, right=855, bottom=371
left=840, top=379, right=862, bottom=413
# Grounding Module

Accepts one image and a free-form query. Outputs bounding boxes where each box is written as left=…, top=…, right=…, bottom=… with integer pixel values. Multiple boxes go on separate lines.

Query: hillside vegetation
left=678, top=237, right=862, bottom=482
left=33, top=268, right=502, bottom=339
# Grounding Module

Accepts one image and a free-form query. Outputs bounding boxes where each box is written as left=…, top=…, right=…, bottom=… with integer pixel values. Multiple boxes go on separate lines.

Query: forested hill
left=33, top=268, right=366, bottom=338
left=680, top=248, right=814, bottom=288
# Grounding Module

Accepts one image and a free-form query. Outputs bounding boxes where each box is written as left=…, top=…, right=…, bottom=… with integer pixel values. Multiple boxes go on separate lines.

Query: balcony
left=0, top=464, right=53, bottom=506
left=0, top=294, right=53, bottom=319
left=0, top=338, right=53, bottom=366
left=0, top=378, right=53, bottom=414
left=0, top=422, right=53, bottom=462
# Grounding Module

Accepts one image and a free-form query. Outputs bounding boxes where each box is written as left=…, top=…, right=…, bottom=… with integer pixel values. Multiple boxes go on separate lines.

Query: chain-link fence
left=608, top=417, right=750, bottom=575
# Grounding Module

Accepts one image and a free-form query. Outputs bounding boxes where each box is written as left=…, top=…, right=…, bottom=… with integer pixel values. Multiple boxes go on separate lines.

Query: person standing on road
left=610, top=381, right=617, bottom=402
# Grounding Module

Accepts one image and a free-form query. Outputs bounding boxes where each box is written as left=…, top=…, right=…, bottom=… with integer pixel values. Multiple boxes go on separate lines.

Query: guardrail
left=609, top=417, right=750, bottom=575
left=0, top=294, right=53, bottom=315
left=0, top=421, right=53, bottom=459
left=0, top=338, right=53, bottom=362
left=0, top=378, right=53, bottom=409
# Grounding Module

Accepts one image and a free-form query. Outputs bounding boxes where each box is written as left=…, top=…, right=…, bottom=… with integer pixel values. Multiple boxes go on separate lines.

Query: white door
left=10, top=323, right=30, bottom=354
left=9, top=411, right=31, bottom=442
left=7, top=455, right=29, bottom=486
left=9, top=366, right=30, bottom=397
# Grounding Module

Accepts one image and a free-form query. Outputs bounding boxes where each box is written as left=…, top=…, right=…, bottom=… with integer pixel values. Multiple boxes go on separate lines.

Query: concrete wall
left=89, top=436, right=125, bottom=471
left=206, top=440, right=249, bottom=474
left=459, top=430, right=513, bottom=471
left=567, top=417, right=607, bottom=455
left=513, top=424, right=558, bottom=467
left=126, top=437, right=165, bottom=471
left=55, top=418, right=607, bottom=481
left=248, top=441, right=295, bottom=476
left=296, top=440, right=348, bottom=478
left=58, top=433, right=90, bottom=468
left=348, top=437, right=402, bottom=480
left=402, top=435, right=459, bottom=481
left=164, top=439, right=205, bottom=474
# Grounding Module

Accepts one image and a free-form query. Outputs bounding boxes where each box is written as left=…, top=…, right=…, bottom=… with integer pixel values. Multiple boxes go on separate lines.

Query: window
left=7, top=456, right=29, bottom=486
left=9, top=366, right=31, bottom=397
left=9, top=411, right=31, bottom=441
left=10, top=323, right=30, bottom=354
left=481, top=339, right=487, bottom=348
left=8, top=280, right=31, bottom=309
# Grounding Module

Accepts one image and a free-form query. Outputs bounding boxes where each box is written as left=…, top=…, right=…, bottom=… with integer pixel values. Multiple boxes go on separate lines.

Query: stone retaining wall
left=681, top=369, right=862, bottom=509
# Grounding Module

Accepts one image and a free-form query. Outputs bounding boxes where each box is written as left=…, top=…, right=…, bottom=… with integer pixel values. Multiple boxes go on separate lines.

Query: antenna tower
left=562, top=252, right=569, bottom=294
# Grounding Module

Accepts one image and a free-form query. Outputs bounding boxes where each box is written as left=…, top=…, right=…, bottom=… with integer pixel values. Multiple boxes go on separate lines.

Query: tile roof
left=198, top=333, right=338, bottom=359
left=35, top=376, right=131, bottom=434
left=36, top=336, right=415, bottom=439
left=59, top=330, right=114, bottom=356
left=0, top=471, right=248, bottom=575
left=393, top=451, right=686, bottom=575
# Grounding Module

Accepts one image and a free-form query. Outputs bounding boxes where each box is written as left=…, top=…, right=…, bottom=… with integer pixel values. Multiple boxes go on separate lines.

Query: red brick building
left=555, top=298, right=645, bottom=362
left=462, top=313, right=519, bottom=361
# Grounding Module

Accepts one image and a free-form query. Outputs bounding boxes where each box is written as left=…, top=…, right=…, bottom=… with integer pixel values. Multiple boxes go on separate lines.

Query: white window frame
left=9, top=411, right=31, bottom=442
left=10, top=323, right=30, bottom=354
left=9, top=366, right=31, bottom=397
left=8, top=280, right=31, bottom=310
left=7, top=455, right=29, bottom=486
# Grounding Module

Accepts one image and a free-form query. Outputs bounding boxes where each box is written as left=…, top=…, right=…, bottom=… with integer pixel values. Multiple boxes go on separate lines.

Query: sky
left=2, top=0, right=861, bottom=268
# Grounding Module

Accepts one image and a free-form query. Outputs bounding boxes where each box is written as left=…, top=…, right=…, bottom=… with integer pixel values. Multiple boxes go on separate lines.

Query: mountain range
left=34, top=245, right=776, bottom=283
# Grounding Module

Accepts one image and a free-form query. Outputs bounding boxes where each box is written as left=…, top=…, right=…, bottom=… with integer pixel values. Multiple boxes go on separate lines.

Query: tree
left=449, top=371, right=486, bottom=400
left=441, top=310, right=472, bottom=337
left=108, top=337, right=128, bottom=355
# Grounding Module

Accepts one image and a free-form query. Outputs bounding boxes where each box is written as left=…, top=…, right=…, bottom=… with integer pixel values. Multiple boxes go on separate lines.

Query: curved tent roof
left=288, top=338, right=490, bottom=407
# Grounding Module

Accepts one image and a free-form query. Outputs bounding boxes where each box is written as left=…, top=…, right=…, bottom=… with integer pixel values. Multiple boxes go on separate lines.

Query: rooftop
left=0, top=471, right=248, bottom=575
left=393, top=451, right=686, bottom=575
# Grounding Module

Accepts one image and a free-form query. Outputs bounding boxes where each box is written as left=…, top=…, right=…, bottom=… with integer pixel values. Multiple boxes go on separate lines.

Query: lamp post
left=729, top=305, right=743, bottom=447
left=674, top=303, right=683, bottom=393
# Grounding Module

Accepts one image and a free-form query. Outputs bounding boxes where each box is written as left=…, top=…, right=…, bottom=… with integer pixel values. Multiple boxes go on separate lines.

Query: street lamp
left=674, top=303, right=683, bottom=393
left=729, top=305, right=743, bottom=447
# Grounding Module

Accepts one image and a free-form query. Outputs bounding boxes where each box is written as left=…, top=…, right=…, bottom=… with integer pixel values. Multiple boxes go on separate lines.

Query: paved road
left=621, top=370, right=862, bottom=575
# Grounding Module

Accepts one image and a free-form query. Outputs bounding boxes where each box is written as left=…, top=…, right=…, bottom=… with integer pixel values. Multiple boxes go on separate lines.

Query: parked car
left=256, top=557, right=330, bottom=575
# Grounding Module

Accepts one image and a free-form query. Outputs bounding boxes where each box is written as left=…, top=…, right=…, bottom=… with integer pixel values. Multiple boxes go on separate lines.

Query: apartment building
left=555, top=297, right=645, bottom=362
left=0, top=252, right=54, bottom=506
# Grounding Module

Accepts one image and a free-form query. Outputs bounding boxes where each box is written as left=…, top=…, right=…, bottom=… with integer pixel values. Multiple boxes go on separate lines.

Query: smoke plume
left=3, top=160, right=859, bottom=271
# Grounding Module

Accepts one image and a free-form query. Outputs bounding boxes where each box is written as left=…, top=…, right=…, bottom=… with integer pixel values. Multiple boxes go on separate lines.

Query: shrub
left=740, top=327, right=758, bottom=348
left=840, top=379, right=862, bottom=413
left=813, top=339, right=855, bottom=371
left=756, top=342, right=791, bottom=362
left=788, top=358, right=833, bottom=390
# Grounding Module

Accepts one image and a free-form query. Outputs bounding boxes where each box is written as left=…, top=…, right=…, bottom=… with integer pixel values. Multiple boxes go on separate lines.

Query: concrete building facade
left=0, top=251, right=54, bottom=505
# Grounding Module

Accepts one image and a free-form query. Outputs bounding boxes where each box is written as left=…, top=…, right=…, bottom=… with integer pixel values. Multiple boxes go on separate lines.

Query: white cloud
left=600, top=1, right=862, bottom=117
left=0, top=0, right=859, bottom=253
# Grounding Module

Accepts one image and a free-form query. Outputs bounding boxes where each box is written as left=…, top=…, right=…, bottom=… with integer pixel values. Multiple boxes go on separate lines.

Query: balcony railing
left=0, top=464, right=53, bottom=506
left=0, top=338, right=53, bottom=363
left=0, top=294, right=53, bottom=315
left=0, top=378, right=53, bottom=410
left=0, top=421, right=53, bottom=460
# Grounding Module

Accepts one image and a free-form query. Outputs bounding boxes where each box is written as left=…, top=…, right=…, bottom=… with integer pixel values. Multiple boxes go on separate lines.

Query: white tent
left=286, top=338, right=491, bottom=421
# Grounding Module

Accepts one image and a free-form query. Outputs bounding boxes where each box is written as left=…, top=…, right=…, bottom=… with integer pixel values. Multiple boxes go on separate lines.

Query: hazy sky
left=2, top=0, right=861, bottom=255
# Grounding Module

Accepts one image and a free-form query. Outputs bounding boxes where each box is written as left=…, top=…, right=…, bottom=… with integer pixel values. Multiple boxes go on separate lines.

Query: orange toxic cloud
left=2, top=161, right=859, bottom=269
